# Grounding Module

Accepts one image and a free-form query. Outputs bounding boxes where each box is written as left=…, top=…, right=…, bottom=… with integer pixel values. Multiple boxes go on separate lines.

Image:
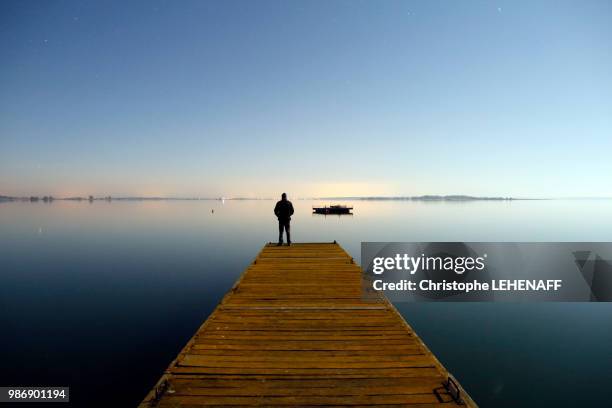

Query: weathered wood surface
left=140, top=242, right=477, bottom=407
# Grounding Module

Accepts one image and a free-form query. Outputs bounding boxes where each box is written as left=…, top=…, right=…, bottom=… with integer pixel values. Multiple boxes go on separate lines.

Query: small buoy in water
left=211, top=209, right=214, bottom=213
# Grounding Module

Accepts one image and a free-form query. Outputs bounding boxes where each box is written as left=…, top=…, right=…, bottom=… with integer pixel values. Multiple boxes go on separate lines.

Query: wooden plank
left=178, top=354, right=428, bottom=363
left=187, top=349, right=426, bottom=357
left=139, top=243, right=477, bottom=407
left=154, top=393, right=449, bottom=405
left=179, top=354, right=435, bottom=368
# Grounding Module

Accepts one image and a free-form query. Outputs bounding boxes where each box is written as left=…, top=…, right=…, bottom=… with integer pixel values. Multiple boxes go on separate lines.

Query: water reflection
left=0, top=199, right=611, bottom=407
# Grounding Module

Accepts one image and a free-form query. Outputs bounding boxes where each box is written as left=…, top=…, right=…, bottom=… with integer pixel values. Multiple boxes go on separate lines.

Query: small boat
left=312, top=204, right=353, bottom=215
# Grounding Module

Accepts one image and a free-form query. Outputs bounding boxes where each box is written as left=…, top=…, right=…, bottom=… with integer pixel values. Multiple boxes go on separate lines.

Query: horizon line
left=3, top=194, right=612, bottom=201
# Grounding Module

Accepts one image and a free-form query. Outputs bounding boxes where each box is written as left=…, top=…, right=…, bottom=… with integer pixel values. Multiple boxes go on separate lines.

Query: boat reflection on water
left=312, top=204, right=353, bottom=216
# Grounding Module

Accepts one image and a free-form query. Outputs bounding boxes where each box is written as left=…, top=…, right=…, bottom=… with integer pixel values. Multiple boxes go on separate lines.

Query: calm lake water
left=1, top=199, right=611, bottom=407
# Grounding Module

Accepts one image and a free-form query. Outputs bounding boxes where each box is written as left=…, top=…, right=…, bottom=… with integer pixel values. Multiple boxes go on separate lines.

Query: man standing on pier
left=274, top=193, right=294, bottom=246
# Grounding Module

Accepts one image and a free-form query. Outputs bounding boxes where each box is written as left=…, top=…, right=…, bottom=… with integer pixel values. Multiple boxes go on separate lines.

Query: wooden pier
left=140, top=242, right=477, bottom=407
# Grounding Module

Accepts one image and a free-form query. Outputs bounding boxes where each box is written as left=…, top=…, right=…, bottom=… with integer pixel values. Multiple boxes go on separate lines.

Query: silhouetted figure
left=274, top=193, right=294, bottom=246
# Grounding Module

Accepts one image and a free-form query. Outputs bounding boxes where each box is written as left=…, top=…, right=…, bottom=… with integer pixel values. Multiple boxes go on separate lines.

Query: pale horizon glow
left=1, top=1, right=611, bottom=198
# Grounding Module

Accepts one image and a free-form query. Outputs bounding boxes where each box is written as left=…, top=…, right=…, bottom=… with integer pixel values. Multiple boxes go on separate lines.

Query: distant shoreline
left=315, top=195, right=522, bottom=201
left=4, top=194, right=605, bottom=203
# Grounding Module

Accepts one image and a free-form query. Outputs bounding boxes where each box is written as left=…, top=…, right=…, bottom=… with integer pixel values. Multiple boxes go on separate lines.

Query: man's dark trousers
left=278, top=220, right=290, bottom=244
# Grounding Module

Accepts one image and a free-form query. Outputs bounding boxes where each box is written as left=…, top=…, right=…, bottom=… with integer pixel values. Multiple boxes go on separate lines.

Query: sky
left=1, top=0, right=611, bottom=198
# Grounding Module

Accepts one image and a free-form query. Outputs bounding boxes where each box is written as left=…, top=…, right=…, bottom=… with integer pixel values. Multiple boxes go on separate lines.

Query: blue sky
left=1, top=0, right=611, bottom=198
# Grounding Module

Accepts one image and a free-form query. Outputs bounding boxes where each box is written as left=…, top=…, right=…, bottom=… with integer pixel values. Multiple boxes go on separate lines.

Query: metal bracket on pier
left=444, top=376, right=465, bottom=405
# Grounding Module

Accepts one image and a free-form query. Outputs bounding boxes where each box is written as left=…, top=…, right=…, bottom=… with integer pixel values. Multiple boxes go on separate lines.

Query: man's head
left=281, top=193, right=287, bottom=200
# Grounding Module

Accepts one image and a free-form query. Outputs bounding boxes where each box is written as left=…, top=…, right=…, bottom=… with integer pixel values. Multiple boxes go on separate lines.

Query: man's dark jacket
left=274, top=199, right=294, bottom=222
